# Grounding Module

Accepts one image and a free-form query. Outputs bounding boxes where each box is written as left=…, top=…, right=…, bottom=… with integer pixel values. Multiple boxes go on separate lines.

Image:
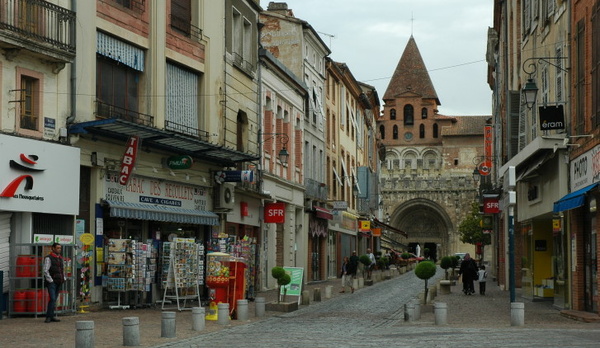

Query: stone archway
left=389, top=198, right=454, bottom=261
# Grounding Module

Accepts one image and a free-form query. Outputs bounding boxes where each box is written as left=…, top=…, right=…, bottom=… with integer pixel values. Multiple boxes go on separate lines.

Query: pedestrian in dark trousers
left=458, top=253, right=477, bottom=295
left=43, top=242, right=65, bottom=323
left=478, top=265, right=488, bottom=295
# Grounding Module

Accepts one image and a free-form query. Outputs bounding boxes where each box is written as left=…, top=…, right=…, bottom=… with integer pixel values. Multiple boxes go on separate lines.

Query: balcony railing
left=0, top=0, right=76, bottom=56
left=95, top=100, right=154, bottom=127
left=165, top=120, right=209, bottom=142
left=305, top=178, right=328, bottom=201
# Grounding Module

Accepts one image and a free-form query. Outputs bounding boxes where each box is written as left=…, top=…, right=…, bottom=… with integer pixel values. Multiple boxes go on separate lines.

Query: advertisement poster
left=280, top=267, right=304, bottom=304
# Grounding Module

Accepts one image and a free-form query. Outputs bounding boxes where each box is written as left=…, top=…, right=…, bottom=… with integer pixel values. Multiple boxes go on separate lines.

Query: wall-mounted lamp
left=261, top=132, right=289, bottom=165
left=472, top=167, right=481, bottom=183
left=521, top=57, right=569, bottom=109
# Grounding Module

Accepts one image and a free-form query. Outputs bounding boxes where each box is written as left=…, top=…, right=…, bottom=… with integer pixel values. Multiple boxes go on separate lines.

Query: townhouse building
left=489, top=0, right=600, bottom=314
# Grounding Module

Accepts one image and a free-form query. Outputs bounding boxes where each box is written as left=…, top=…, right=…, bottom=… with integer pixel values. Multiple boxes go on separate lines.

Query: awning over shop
left=553, top=183, right=599, bottom=213
left=372, top=218, right=408, bottom=237
left=314, top=206, right=333, bottom=220
left=104, top=200, right=220, bottom=225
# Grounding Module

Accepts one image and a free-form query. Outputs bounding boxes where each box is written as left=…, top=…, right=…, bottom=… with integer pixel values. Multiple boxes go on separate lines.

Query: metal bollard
left=353, top=278, right=359, bottom=290
left=192, top=307, right=205, bottom=331
left=313, top=288, right=321, bottom=302
left=122, top=317, right=140, bottom=346
left=237, top=299, right=249, bottom=321
left=325, top=285, right=332, bottom=299
left=434, top=302, right=448, bottom=325
left=161, top=311, right=176, bottom=338
left=217, top=303, right=230, bottom=325
left=255, top=297, right=265, bottom=317
left=510, top=302, right=525, bottom=326
left=404, top=302, right=415, bottom=322
left=75, top=321, right=95, bottom=348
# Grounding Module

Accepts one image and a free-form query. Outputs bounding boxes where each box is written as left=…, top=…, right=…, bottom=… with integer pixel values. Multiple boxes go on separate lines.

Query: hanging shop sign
left=483, top=197, right=500, bottom=213
left=359, top=220, right=371, bottom=232
left=240, top=201, right=249, bottom=217
left=264, top=202, right=285, bottom=223
left=80, top=233, right=95, bottom=246
left=166, top=155, right=193, bottom=169
left=55, top=235, right=74, bottom=244
left=119, top=136, right=140, bottom=186
left=552, top=218, right=561, bottom=234
left=332, top=201, right=348, bottom=210
left=538, top=105, right=565, bottom=131
left=371, top=228, right=382, bottom=237
left=0, top=134, right=80, bottom=214
left=33, top=234, right=53, bottom=244
left=214, top=170, right=254, bottom=184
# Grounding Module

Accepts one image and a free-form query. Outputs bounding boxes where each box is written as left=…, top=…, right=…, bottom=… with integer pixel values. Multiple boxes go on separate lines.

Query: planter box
left=265, top=301, right=298, bottom=312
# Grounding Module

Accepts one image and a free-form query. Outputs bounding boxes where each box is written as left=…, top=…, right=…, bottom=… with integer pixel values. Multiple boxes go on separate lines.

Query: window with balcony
left=166, top=62, right=200, bottom=136
left=96, top=56, right=139, bottom=116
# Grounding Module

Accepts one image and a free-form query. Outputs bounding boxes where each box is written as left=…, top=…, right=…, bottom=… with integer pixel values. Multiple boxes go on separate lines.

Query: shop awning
left=314, top=206, right=333, bottom=220
left=372, top=218, right=408, bottom=237
left=104, top=200, right=220, bottom=225
left=553, top=183, right=599, bottom=213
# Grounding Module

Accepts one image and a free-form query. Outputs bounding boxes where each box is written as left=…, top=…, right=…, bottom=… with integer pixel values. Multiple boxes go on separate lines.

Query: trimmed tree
left=440, top=256, right=453, bottom=280
left=271, top=266, right=291, bottom=303
left=414, top=261, right=437, bottom=304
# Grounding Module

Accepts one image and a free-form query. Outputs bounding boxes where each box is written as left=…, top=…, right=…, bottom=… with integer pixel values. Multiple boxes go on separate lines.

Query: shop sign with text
left=264, top=202, right=285, bottom=223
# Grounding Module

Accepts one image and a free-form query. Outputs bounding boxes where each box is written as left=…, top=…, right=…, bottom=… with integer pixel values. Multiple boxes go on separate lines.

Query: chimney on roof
left=267, top=2, right=294, bottom=16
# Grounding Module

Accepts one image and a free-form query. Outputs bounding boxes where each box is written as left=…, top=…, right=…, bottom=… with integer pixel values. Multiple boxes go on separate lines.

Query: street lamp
left=472, top=168, right=481, bottom=185
left=521, top=57, right=568, bottom=109
left=261, top=133, right=289, bottom=165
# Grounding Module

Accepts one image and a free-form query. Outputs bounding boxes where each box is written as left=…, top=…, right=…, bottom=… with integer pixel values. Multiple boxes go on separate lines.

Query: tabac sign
left=0, top=134, right=80, bottom=214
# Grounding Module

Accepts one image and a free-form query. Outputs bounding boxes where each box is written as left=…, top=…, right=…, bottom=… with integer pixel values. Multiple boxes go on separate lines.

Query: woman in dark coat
left=458, top=253, right=478, bottom=295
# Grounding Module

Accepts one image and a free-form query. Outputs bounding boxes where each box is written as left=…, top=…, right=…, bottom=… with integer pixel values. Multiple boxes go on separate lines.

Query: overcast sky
left=259, top=0, right=493, bottom=116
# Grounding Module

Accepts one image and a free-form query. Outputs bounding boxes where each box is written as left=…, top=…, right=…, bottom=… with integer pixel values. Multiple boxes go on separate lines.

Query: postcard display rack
left=161, top=240, right=204, bottom=311
left=9, top=243, right=76, bottom=318
left=106, top=239, right=157, bottom=309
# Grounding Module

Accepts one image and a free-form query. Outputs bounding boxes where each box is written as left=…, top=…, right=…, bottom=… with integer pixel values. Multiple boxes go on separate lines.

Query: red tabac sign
left=119, top=136, right=139, bottom=186
left=264, top=202, right=285, bottom=223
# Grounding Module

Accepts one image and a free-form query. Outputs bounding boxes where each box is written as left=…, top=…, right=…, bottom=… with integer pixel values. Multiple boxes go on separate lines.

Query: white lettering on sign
left=268, top=209, right=285, bottom=217
left=119, top=136, right=139, bottom=186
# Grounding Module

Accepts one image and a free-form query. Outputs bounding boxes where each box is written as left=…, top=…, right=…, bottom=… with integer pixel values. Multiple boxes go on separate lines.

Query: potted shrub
left=265, top=266, right=298, bottom=312
left=440, top=256, right=453, bottom=280
left=415, top=261, right=437, bottom=304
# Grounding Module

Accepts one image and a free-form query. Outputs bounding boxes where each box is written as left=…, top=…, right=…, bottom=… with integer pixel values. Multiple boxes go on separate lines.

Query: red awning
left=314, top=206, right=333, bottom=220
left=373, top=218, right=408, bottom=237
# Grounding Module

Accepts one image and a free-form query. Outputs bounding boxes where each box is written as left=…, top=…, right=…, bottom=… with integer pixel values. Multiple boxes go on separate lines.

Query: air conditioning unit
left=214, top=183, right=235, bottom=210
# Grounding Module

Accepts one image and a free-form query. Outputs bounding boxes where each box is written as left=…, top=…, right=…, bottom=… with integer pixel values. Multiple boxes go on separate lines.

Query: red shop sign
left=264, top=202, right=285, bottom=223
left=119, top=136, right=139, bottom=186
left=483, top=197, right=500, bottom=214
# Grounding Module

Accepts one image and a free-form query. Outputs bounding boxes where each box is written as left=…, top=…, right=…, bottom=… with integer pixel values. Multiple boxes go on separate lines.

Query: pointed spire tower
left=383, top=36, right=440, bottom=104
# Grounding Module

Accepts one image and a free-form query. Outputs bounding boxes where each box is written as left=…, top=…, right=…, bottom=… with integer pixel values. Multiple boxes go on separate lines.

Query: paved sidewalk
left=1, top=268, right=599, bottom=347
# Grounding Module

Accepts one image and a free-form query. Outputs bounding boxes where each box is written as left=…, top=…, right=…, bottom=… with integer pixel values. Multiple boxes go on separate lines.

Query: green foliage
left=451, top=256, right=459, bottom=268
left=377, top=257, right=388, bottom=269
left=359, top=255, right=372, bottom=266
left=271, top=266, right=286, bottom=279
left=440, top=256, right=453, bottom=270
left=277, top=273, right=291, bottom=286
left=401, top=252, right=411, bottom=260
left=414, top=261, right=437, bottom=280
left=458, top=201, right=492, bottom=246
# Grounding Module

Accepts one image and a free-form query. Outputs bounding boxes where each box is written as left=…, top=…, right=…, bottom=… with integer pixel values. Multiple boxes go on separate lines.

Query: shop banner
left=264, top=202, right=285, bottom=223
left=280, top=267, right=304, bottom=304
left=359, top=220, right=371, bottom=232
left=483, top=197, right=500, bottom=213
left=119, top=136, right=139, bottom=185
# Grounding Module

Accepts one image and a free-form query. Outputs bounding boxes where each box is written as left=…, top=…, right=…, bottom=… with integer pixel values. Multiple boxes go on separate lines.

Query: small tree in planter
left=400, top=252, right=410, bottom=266
left=415, top=261, right=437, bottom=304
left=271, top=266, right=291, bottom=303
left=440, top=256, right=453, bottom=280
left=450, top=255, right=460, bottom=279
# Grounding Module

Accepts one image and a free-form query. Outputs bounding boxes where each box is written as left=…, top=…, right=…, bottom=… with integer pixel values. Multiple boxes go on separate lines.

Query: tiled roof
left=383, top=36, right=440, bottom=104
left=441, top=115, right=490, bottom=136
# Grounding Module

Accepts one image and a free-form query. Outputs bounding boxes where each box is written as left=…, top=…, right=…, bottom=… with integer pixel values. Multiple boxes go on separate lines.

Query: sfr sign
left=483, top=198, right=500, bottom=214
left=264, top=202, right=286, bottom=223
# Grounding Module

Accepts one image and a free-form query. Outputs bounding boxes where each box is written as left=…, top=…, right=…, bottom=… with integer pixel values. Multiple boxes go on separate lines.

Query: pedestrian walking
left=458, top=252, right=477, bottom=295
left=478, top=265, right=488, bottom=295
left=366, top=248, right=376, bottom=280
left=43, top=242, right=65, bottom=323
left=339, top=256, right=354, bottom=293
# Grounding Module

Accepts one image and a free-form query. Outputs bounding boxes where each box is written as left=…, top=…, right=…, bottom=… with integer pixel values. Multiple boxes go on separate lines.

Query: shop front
left=554, top=144, right=600, bottom=312
left=327, top=210, right=358, bottom=280
left=0, top=134, right=80, bottom=317
left=308, top=207, right=331, bottom=281
left=97, top=172, right=218, bottom=306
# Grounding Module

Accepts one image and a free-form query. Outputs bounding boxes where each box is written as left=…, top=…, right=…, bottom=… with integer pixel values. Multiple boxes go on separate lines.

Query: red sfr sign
left=264, top=202, right=286, bottom=223
left=483, top=198, right=500, bottom=214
